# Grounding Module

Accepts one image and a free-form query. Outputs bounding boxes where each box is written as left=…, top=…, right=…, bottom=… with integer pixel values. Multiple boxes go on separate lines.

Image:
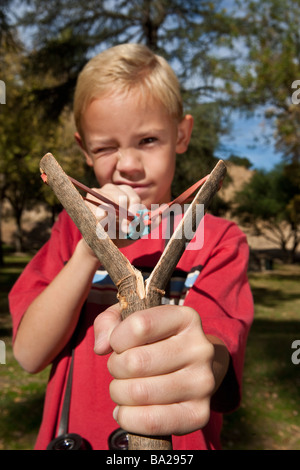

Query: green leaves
left=233, top=163, right=300, bottom=255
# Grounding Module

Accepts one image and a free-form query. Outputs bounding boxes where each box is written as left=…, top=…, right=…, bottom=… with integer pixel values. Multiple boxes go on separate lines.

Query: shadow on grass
left=0, top=326, right=12, bottom=337
left=0, top=393, right=45, bottom=450
left=251, top=286, right=300, bottom=308
left=221, top=318, right=300, bottom=450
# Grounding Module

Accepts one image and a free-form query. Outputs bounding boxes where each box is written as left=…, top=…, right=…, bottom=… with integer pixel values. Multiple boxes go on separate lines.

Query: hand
left=94, top=303, right=216, bottom=436
left=84, top=184, right=142, bottom=248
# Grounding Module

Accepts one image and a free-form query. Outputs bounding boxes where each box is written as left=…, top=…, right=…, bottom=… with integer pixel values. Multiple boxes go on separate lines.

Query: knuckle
left=93, top=314, right=101, bottom=332
left=196, top=402, right=211, bottom=428
left=131, top=312, right=153, bottom=340
left=205, top=370, right=216, bottom=396
left=181, top=306, right=203, bottom=330
left=129, top=380, right=150, bottom=405
left=117, top=406, right=163, bottom=436
left=181, top=306, right=197, bottom=320
left=190, top=340, right=214, bottom=368
left=201, top=401, right=211, bottom=427
left=126, top=348, right=151, bottom=377
left=142, top=409, right=163, bottom=435
left=205, top=341, right=215, bottom=363
left=183, top=305, right=201, bottom=323
left=186, top=401, right=211, bottom=432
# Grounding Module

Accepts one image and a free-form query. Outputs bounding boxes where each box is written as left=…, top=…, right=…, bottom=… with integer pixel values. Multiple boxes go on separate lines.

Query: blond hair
left=74, top=43, right=183, bottom=137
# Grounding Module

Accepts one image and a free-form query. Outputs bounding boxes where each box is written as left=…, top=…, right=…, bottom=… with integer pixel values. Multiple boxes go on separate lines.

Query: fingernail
left=113, top=405, right=119, bottom=423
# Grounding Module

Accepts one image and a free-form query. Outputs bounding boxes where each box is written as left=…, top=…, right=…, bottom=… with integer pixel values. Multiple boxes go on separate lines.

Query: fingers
left=88, top=184, right=141, bottom=216
left=115, top=184, right=141, bottom=212
left=108, top=305, right=206, bottom=353
left=107, top=327, right=213, bottom=378
left=93, top=303, right=122, bottom=355
left=86, top=184, right=143, bottom=243
left=113, top=400, right=212, bottom=437
left=94, top=303, right=216, bottom=436
left=109, top=364, right=215, bottom=406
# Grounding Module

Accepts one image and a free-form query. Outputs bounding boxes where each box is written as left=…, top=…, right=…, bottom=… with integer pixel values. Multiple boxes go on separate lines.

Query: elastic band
left=41, top=171, right=222, bottom=228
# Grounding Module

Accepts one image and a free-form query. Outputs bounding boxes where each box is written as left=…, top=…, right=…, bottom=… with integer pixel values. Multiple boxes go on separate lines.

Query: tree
left=0, top=0, right=18, bottom=54
left=218, top=0, right=300, bottom=165
left=0, top=3, right=23, bottom=262
left=0, top=47, right=47, bottom=251
left=17, top=0, right=234, bottom=90
left=0, top=40, right=87, bottom=252
left=233, top=164, right=300, bottom=261
left=7, top=0, right=239, bottom=211
left=211, top=0, right=300, bottom=252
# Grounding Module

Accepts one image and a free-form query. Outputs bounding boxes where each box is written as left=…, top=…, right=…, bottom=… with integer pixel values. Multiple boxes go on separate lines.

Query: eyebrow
left=137, top=128, right=166, bottom=137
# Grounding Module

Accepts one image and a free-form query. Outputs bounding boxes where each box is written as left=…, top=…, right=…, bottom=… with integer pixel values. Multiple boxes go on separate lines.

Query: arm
left=13, top=184, right=141, bottom=374
left=13, top=240, right=100, bottom=374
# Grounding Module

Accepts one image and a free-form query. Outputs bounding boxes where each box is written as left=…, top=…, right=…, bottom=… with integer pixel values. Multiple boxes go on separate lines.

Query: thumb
left=94, top=303, right=122, bottom=355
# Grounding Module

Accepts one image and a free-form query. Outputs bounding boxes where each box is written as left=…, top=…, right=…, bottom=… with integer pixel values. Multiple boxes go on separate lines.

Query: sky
left=217, top=111, right=283, bottom=171
left=215, top=0, right=284, bottom=171
left=12, top=0, right=285, bottom=173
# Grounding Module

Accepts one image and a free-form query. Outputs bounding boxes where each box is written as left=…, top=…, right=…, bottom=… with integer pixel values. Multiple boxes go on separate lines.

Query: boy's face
left=75, top=89, right=193, bottom=208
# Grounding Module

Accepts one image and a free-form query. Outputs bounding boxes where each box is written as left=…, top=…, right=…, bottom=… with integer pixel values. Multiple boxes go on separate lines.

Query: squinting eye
left=93, top=147, right=117, bottom=156
left=140, top=137, right=157, bottom=145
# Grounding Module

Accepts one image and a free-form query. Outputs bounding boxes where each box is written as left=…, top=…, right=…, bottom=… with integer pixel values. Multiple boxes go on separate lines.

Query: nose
left=116, top=148, right=144, bottom=179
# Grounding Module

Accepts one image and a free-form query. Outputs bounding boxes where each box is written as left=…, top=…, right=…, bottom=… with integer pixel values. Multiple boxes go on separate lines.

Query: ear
left=74, top=131, right=94, bottom=167
left=176, top=114, right=194, bottom=154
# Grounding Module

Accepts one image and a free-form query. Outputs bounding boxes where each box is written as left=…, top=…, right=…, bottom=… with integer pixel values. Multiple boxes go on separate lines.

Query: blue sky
left=215, top=0, right=284, bottom=171
left=217, top=111, right=283, bottom=171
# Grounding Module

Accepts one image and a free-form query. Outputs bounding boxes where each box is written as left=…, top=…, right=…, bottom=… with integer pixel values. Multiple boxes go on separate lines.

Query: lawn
left=1, top=252, right=300, bottom=450
left=0, top=252, right=50, bottom=450
left=222, top=264, right=300, bottom=450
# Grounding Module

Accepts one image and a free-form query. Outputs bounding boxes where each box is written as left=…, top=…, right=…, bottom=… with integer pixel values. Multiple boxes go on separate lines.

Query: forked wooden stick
left=40, top=153, right=226, bottom=450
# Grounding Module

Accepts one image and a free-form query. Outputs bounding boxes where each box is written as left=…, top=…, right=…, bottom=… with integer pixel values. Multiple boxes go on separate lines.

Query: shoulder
left=31, top=209, right=82, bottom=264
left=179, top=213, right=248, bottom=269
left=203, top=213, right=246, bottom=243
left=204, top=213, right=242, bottom=233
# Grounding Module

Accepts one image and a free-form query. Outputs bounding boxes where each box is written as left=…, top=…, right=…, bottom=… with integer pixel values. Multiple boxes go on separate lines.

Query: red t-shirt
left=9, top=210, right=253, bottom=450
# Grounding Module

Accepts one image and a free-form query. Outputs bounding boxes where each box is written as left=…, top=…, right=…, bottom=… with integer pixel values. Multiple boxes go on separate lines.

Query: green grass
left=1, top=253, right=300, bottom=450
left=0, top=252, right=50, bottom=450
left=221, top=264, right=300, bottom=450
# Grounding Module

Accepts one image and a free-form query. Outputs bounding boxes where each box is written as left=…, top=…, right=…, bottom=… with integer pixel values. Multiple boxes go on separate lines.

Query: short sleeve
left=183, top=218, right=254, bottom=412
left=8, top=211, right=81, bottom=342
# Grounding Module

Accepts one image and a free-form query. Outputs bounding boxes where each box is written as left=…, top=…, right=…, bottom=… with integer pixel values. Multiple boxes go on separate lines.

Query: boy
left=9, top=43, right=253, bottom=450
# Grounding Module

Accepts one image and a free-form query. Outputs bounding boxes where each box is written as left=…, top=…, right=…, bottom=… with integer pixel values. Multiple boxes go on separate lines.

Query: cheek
left=93, top=159, right=115, bottom=186
left=151, top=156, right=175, bottom=200
left=159, top=156, right=176, bottom=180
left=153, top=148, right=175, bottom=174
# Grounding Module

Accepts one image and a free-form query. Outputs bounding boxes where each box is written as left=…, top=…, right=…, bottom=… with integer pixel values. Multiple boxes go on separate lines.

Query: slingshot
left=40, top=152, right=226, bottom=450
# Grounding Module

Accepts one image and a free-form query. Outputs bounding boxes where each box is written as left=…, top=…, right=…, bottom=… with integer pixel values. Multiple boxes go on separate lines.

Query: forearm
left=13, top=240, right=100, bottom=373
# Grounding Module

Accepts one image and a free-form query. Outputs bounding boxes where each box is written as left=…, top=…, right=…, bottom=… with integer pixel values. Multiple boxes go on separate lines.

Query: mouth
left=115, top=182, right=152, bottom=192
